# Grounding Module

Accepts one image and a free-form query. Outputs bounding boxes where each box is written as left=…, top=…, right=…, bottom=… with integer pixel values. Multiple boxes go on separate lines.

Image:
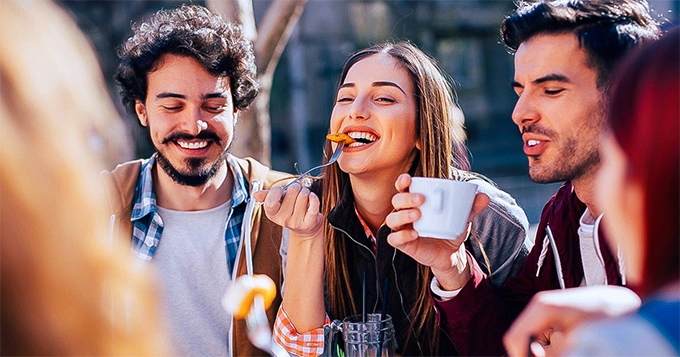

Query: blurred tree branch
left=208, top=0, right=308, bottom=165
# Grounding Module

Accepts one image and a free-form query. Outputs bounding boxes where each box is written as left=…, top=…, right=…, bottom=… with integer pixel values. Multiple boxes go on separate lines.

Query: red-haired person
left=504, top=27, right=680, bottom=357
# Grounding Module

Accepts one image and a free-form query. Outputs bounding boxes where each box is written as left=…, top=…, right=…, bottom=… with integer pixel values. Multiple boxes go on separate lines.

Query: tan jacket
left=102, top=156, right=292, bottom=356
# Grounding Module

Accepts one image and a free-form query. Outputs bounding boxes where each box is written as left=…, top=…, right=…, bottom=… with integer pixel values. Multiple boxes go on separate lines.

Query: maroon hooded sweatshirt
left=433, top=181, right=625, bottom=356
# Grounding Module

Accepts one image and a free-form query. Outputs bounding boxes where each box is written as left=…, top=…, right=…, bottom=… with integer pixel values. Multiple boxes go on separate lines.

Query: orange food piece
left=326, top=133, right=356, bottom=144
left=221, top=274, right=277, bottom=319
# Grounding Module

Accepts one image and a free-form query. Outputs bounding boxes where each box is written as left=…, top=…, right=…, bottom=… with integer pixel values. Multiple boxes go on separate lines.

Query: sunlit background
left=57, top=0, right=679, bottom=226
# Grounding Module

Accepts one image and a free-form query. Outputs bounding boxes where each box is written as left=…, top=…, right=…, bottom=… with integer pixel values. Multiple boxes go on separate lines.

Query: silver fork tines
left=282, top=141, right=345, bottom=191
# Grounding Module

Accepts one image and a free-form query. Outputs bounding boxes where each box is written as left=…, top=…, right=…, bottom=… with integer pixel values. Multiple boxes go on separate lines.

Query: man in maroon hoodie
left=385, top=0, right=662, bottom=355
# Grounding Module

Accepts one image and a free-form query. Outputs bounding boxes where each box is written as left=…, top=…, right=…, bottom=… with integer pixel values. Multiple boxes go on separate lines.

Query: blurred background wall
left=56, top=0, right=678, bottom=226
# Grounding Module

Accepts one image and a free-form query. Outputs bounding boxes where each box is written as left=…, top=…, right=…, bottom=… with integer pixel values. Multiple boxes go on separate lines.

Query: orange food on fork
left=221, top=274, right=277, bottom=319
left=326, top=133, right=356, bottom=145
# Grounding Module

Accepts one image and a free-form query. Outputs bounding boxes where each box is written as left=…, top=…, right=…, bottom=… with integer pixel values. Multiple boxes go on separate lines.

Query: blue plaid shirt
left=130, top=154, right=249, bottom=274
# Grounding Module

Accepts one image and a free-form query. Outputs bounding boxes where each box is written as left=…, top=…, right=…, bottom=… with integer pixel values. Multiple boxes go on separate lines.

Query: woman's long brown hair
left=322, top=42, right=470, bottom=355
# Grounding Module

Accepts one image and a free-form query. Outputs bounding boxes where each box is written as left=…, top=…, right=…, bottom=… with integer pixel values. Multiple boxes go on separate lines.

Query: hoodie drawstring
left=535, top=225, right=567, bottom=290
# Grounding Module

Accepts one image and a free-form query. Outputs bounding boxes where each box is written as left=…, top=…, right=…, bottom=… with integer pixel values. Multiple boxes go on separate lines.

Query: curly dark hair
left=501, top=0, right=661, bottom=89
left=115, top=4, right=258, bottom=116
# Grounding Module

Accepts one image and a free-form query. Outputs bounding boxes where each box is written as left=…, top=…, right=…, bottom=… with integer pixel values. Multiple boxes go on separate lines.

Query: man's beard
left=155, top=130, right=229, bottom=187
left=528, top=134, right=601, bottom=184
left=524, top=105, right=605, bottom=184
left=156, top=150, right=228, bottom=187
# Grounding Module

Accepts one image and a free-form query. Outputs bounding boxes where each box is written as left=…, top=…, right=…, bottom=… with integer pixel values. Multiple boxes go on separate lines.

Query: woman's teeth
left=347, top=132, right=378, bottom=147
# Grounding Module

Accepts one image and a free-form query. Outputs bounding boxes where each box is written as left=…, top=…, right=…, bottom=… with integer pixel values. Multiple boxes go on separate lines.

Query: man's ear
left=135, top=100, right=148, bottom=127
left=233, top=108, right=239, bottom=125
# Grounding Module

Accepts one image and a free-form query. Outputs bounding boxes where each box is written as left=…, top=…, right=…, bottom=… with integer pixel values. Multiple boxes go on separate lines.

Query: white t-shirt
left=578, top=208, right=607, bottom=286
left=154, top=200, right=232, bottom=357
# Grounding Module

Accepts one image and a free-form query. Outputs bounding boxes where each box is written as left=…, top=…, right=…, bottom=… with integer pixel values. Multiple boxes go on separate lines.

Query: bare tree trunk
left=207, top=0, right=308, bottom=166
left=207, top=0, right=257, bottom=40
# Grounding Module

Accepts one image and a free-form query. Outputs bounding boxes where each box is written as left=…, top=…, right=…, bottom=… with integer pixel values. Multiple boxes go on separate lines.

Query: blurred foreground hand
left=504, top=285, right=641, bottom=357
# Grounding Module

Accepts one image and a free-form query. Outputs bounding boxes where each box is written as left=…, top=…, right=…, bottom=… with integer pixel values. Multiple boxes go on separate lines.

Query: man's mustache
left=521, top=124, right=556, bottom=138
left=162, top=131, right=222, bottom=146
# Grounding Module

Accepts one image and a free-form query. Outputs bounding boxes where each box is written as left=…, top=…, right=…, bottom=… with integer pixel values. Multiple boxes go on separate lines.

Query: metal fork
left=245, top=295, right=289, bottom=357
left=282, top=141, right=346, bottom=191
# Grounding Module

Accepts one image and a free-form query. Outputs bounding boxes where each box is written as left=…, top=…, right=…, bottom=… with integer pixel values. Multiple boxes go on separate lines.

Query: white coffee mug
left=409, top=177, right=478, bottom=240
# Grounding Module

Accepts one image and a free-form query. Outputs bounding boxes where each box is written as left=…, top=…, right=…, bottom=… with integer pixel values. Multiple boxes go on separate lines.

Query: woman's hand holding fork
left=254, top=183, right=324, bottom=241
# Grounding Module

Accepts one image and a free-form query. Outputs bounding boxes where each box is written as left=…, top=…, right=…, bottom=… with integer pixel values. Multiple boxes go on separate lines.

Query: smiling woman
left=257, top=41, right=531, bottom=357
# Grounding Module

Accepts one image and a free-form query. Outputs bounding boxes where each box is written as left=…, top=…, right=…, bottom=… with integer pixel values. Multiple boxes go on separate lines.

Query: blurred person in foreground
left=0, top=0, right=167, bottom=355
left=105, top=4, right=291, bottom=356
left=504, top=26, right=679, bottom=357
left=386, top=0, right=661, bottom=355
left=256, top=41, right=530, bottom=356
